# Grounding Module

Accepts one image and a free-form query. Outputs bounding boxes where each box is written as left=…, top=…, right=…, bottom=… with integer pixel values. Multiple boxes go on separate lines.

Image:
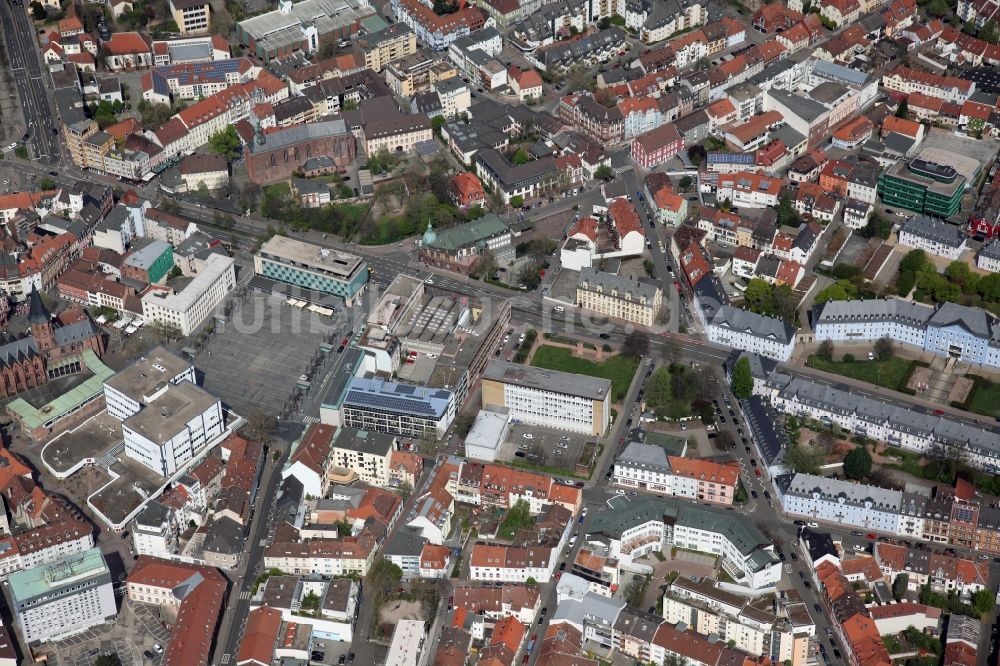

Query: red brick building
left=631, top=123, right=684, bottom=169
left=244, top=120, right=356, bottom=185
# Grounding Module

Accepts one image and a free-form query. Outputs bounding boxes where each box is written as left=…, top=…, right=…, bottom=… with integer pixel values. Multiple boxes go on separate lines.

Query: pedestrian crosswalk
left=238, top=590, right=252, bottom=601
left=301, top=415, right=319, bottom=424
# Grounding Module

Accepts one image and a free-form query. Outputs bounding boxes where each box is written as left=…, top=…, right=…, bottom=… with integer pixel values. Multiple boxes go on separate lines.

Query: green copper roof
left=423, top=215, right=509, bottom=252
left=6, top=349, right=115, bottom=431
left=9, top=547, right=108, bottom=601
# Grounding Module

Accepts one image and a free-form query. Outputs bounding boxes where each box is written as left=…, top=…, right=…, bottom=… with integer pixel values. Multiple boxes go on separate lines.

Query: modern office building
left=877, top=159, right=965, bottom=218
left=577, top=268, right=663, bottom=327
left=481, top=361, right=611, bottom=436
left=132, top=501, right=177, bottom=559
left=9, top=548, right=116, bottom=644
left=813, top=299, right=1000, bottom=369
left=328, top=377, right=455, bottom=440
left=104, top=347, right=196, bottom=422
left=254, top=236, right=368, bottom=306
left=141, top=254, right=236, bottom=336
left=122, top=381, right=224, bottom=477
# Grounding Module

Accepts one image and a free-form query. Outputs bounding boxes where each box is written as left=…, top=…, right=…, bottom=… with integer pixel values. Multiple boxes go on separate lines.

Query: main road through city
left=0, top=0, right=60, bottom=163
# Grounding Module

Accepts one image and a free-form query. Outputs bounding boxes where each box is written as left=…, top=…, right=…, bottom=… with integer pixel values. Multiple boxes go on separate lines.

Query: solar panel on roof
left=396, top=384, right=416, bottom=395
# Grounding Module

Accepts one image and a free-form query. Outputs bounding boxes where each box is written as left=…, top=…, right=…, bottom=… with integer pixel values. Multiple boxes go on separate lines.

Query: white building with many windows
left=103, top=347, right=195, bottom=422
left=141, top=254, right=236, bottom=336
left=813, top=299, right=1000, bottom=369
left=897, top=215, right=968, bottom=260
left=481, top=361, right=611, bottom=436
left=759, top=372, right=1000, bottom=470
left=9, top=548, right=116, bottom=644
left=586, top=496, right=781, bottom=589
left=706, top=305, right=797, bottom=361
left=577, top=268, right=663, bottom=328
left=122, top=381, right=224, bottom=477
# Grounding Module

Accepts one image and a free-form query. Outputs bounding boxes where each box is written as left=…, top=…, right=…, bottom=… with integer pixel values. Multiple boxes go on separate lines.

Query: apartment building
left=358, top=24, right=417, bottom=71
left=469, top=543, right=557, bottom=583
left=263, top=529, right=379, bottom=576
left=881, top=66, right=974, bottom=104
left=132, top=501, right=177, bottom=559
left=169, top=0, right=210, bottom=35
left=122, top=381, right=224, bottom=477
left=716, top=171, right=784, bottom=208
left=329, top=429, right=397, bottom=487
left=586, top=496, right=781, bottom=589
left=705, top=305, right=796, bottom=361
left=141, top=254, right=236, bottom=336
left=481, top=360, right=611, bottom=436
left=662, top=576, right=813, bottom=666
left=10, top=548, right=116, bottom=644
left=126, top=557, right=226, bottom=666
left=613, top=442, right=739, bottom=505
left=254, top=236, right=368, bottom=306
left=873, top=542, right=989, bottom=597
left=576, top=268, right=663, bottom=328
left=762, top=373, right=999, bottom=468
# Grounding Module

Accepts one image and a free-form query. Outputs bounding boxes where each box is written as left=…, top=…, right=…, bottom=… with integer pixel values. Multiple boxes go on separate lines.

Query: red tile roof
left=128, top=557, right=227, bottom=666
left=104, top=32, right=152, bottom=56
left=238, top=607, right=282, bottom=666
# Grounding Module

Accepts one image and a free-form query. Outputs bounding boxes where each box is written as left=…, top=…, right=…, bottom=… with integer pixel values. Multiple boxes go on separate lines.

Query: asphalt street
left=0, top=0, right=59, bottom=163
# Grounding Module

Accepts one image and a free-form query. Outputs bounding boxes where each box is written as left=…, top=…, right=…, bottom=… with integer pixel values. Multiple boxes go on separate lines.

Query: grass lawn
left=806, top=356, right=915, bottom=391
left=966, top=377, right=1000, bottom=418
left=530, top=345, right=640, bottom=402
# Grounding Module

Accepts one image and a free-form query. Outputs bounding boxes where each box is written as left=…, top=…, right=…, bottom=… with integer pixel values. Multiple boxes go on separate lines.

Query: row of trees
left=897, top=249, right=1000, bottom=303
left=743, top=278, right=798, bottom=324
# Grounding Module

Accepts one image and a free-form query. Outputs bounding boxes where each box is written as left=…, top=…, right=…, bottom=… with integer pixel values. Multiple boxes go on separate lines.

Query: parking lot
left=497, top=422, right=596, bottom=475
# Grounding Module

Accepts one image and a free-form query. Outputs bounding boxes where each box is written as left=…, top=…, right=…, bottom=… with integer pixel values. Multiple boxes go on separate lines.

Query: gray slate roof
left=710, top=305, right=795, bottom=344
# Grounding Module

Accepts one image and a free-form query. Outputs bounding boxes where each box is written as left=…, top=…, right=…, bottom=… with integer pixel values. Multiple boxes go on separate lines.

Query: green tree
left=30, top=0, right=46, bottom=19
left=784, top=442, right=824, bottom=474
left=730, top=356, right=753, bottom=400
left=981, top=20, right=1000, bottom=43
left=37, top=177, right=56, bottom=190
left=900, top=249, right=929, bottom=274
left=431, top=115, right=446, bottom=132
left=622, top=330, right=650, bottom=358
left=926, top=0, right=949, bottom=15
left=745, top=278, right=774, bottom=314
left=510, top=195, right=524, bottom=208
left=678, top=175, right=693, bottom=191
left=512, top=148, right=530, bottom=165
left=814, top=280, right=858, bottom=304
left=14, top=146, right=28, bottom=160
left=776, top=193, right=803, bottom=227
left=895, top=98, right=909, bottom=118
left=892, top=573, right=909, bottom=601
left=874, top=336, right=894, bottom=359
left=978, top=272, right=1000, bottom=301
left=818, top=339, right=835, bottom=361
left=594, top=165, right=614, bottom=181
left=207, top=126, right=242, bottom=160
left=843, top=446, right=872, bottom=480
left=972, top=588, right=996, bottom=615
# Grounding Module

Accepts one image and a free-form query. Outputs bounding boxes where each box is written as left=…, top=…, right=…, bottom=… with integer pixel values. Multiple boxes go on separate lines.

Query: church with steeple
left=0, top=287, right=105, bottom=399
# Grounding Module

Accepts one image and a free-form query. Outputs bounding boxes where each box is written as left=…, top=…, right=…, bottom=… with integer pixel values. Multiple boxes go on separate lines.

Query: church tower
left=28, top=287, right=55, bottom=353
